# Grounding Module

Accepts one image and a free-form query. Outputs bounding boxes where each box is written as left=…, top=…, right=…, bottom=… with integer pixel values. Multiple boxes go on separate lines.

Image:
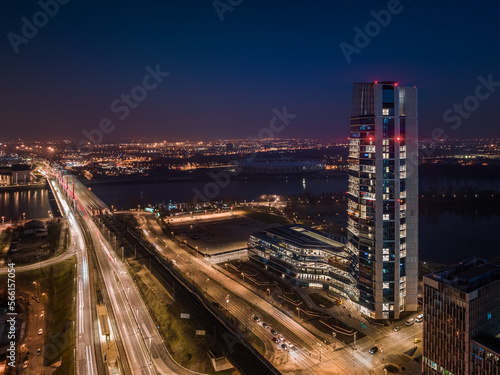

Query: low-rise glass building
left=248, top=225, right=358, bottom=301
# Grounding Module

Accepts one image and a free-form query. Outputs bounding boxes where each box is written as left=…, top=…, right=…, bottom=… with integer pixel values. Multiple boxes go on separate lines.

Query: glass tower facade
left=347, top=81, right=419, bottom=319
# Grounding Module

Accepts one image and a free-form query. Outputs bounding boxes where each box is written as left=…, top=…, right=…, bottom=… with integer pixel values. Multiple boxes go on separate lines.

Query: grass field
left=241, top=209, right=290, bottom=225
left=128, top=258, right=234, bottom=374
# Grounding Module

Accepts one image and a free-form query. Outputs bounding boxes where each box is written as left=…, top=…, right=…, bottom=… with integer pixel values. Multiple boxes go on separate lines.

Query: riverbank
left=0, top=183, right=46, bottom=192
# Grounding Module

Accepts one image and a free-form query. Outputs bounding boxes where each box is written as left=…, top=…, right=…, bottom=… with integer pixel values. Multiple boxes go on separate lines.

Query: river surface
left=0, top=189, right=51, bottom=222
left=1, top=176, right=499, bottom=263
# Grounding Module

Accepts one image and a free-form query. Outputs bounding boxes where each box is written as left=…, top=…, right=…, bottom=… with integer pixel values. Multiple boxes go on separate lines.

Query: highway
left=47, top=176, right=99, bottom=375
left=60, top=168, right=210, bottom=374
left=58, top=172, right=157, bottom=374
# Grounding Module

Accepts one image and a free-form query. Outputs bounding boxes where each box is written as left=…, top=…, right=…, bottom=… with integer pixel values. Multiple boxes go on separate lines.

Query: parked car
left=37, top=348, right=42, bottom=356
left=281, top=344, right=288, bottom=351
left=369, top=346, right=379, bottom=354
left=253, top=316, right=260, bottom=322
left=262, top=323, right=269, bottom=329
left=38, top=328, right=43, bottom=335
left=23, top=360, right=29, bottom=368
left=271, top=337, right=279, bottom=343
left=416, top=314, right=423, bottom=323
left=271, top=329, right=278, bottom=336
left=394, top=326, right=401, bottom=332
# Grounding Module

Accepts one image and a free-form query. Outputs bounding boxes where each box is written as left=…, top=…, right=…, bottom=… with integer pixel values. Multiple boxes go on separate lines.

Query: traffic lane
left=89, top=228, right=154, bottom=375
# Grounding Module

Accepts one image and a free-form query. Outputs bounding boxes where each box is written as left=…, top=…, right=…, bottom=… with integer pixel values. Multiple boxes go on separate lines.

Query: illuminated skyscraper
left=347, top=81, right=418, bottom=319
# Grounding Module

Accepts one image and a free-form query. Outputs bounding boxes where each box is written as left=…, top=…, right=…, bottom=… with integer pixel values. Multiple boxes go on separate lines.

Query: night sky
left=1, top=0, right=500, bottom=142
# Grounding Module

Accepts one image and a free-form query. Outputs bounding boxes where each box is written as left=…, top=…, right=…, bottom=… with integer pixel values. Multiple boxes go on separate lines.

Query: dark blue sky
left=1, top=0, right=500, bottom=142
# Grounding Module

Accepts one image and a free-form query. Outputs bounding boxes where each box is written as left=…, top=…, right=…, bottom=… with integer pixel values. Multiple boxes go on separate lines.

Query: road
left=18, top=294, right=45, bottom=374
left=57, top=172, right=156, bottom=374
left=139, top=213, right=423, bottom=375
left=47, top=176, right=99, bottom=375
left=65, top=170, right=207, bottom=374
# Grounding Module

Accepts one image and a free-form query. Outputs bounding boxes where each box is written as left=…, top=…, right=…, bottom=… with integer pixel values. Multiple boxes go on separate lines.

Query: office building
left=423, top=258, right=500, bottom=375
left=248, top=225, right=357, bottom=300
left=347, top=81, right=419, bottom=319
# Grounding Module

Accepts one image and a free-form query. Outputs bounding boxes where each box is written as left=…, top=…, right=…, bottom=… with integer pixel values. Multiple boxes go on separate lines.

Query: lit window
left=383, top=283, right=390, bottom=289
left=383, top=214, right=390, bottom=220
left=382, top=108, right=389, bottom=115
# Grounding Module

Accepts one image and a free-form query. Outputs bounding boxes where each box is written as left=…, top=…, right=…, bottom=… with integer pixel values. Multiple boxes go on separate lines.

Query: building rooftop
left=11, top=164, right=31, bottom=171
left=426, top=257, right=500, bottom=293
left=252, top=225, right=345, bottom=251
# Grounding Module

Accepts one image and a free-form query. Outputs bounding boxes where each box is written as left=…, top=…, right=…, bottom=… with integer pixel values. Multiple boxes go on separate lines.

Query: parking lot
left=169, top=213, right=280, bottom=255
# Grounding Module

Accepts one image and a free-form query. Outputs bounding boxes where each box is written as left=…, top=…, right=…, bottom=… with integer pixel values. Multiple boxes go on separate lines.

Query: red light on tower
left=394, top=82, right=399, bottom=86
left=374, top=81, right=378, bottom=84
left=396, top=136, right=401, bottom=141
left=368, top=137, right=373, bottom=141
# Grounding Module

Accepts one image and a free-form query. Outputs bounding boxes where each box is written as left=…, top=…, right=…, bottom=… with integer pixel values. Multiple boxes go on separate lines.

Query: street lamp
left=206, top=278, right=209, bottom=292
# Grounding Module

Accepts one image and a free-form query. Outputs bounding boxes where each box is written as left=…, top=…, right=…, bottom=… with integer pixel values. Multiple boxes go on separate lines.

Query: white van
left=416, top=314, right=423, bottom=323
left=406, top=318, right=415, bottom=326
